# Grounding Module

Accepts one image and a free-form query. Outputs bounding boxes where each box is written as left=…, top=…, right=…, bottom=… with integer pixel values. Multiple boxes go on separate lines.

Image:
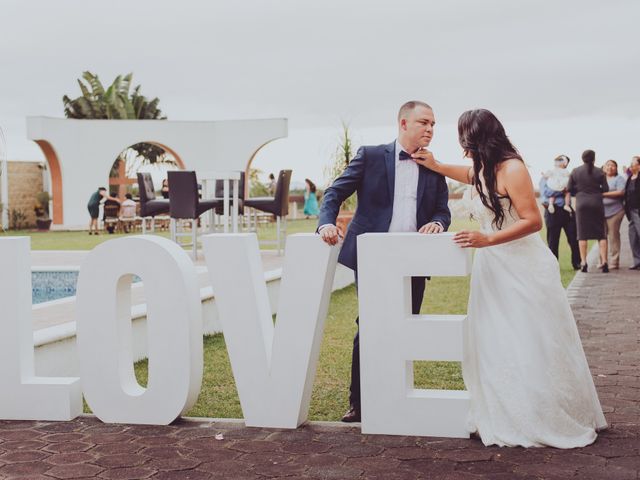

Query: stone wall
left=7, top=161, right=45, bottom=228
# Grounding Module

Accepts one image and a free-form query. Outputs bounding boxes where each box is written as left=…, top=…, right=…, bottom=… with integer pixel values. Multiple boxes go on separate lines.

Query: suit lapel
left=385, top=141, right=395, bottom=201
left=417, top=166, right=428, bottom=206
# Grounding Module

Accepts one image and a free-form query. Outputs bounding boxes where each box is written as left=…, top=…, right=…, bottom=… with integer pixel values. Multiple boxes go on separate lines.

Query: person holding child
left=540, top=155, right=581, bottom=270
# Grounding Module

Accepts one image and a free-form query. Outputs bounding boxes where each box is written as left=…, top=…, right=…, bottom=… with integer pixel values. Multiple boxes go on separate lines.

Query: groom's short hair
left=398, top=101, right=432, bottom=121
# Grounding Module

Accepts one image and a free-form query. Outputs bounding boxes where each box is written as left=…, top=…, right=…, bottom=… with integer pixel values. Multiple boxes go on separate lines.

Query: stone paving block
left=0, top=449, right=48, bottom=463
left=42, top=433, right=87, bottom=443
left=93, top=453, right=150, bottom=468
left=0, top=461, right=51, bottom=477
left=98, top=466, right=156, bottom=479
left=228, top=440, right=280, bottom=454
left=143, top=456, right=201, bottom=472
left=197, top=459, right=251, bottom=475
left=280, top=441, right=331, bottom=455
left=45, top=452, right=97, bottom=466
left=44, top=442, right=94, bottom=454
left=0, top=429, right=43, bottom=442
left=249, top=460, right=308, bottom=478
left=575, top=464, right=638, bottom=480
left=0, top=439, right=46, bottom=451
left=292, top=453, right=346, bottom=468
left=401, top=458, right=457, bottom=475
left=306, top=464, right=364, bottom=479
left=45, top=463, right=104, bottom=479
left=327, top=442, right=383, bottom=458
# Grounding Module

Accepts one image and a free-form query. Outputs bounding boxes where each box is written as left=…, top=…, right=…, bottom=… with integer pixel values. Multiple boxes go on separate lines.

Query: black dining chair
left=167, top=170, right=222, bottom=259
left=244, top=169, right=292, bottom=254
left=137, top=172, right=170, bottom=234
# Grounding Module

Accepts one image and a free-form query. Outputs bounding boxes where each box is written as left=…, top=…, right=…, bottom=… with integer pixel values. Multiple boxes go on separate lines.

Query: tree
left=63, top=72, right=175, bottom=188
left=324, top=122, right=358, bottom=211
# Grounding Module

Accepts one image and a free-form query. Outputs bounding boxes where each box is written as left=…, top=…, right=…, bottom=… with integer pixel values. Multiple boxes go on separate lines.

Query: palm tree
left=63, top=72, right=175, bottom=191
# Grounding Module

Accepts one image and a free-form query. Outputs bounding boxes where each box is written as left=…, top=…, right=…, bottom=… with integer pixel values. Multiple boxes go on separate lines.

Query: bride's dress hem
left=462, top=192, right=608, bottom=450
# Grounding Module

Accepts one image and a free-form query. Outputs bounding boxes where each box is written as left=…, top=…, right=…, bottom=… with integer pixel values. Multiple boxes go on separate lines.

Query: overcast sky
left=1, top=0, right=639, bottom=186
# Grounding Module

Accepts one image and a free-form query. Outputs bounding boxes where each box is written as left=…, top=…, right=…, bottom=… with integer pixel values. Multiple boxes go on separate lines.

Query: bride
left=412, top=109, right=607, bottom=448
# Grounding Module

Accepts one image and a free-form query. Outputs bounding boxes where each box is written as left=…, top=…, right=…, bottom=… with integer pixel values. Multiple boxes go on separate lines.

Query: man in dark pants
left=539, top=161, right=581, bottom=270
left=317, top=101, right=451, bottom=422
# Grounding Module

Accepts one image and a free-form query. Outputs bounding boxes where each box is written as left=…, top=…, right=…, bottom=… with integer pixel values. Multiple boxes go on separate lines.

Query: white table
left=199, top=170, right=242, bottom=233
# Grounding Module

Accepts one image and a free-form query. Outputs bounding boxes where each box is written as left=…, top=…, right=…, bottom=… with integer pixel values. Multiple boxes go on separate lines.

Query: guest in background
left=103, top=191, right=121, bottom=234
left=267, top=173, right=277, bottom=196
left=303, top=178, right=320, bottom=218
left=540, top=155, right=581, bottom=270
left=120, top=193, right=137, bottom=233
left=567, top=149, right=609, bottom=273
left=161, top=178, right=170, bottom=199
left=87, top=187, right=119, bottom=235
left=625, top=155, right=640, bottom=270
left=541, top=155, right=572, bottom=214
left=602, top=160, right=626, bottom=269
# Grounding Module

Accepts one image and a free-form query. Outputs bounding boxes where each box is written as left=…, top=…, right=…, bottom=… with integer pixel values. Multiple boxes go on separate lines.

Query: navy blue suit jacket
left=318, top=141, right=451, bottom=271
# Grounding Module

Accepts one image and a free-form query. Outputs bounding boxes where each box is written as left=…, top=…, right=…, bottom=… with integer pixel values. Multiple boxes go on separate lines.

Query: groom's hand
left=319, top=225, right=343, bottom=246
left=419, top=222, right=444, bottom=234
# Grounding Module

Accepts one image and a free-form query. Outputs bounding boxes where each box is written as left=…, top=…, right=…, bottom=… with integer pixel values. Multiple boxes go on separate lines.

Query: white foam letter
left=76, top=236, right=202, bottom=424
left=202, top=233, right=338, bottom=428
left=358, top=232, right=471, bottom=437
left=0, top=237, right=81, bottom=420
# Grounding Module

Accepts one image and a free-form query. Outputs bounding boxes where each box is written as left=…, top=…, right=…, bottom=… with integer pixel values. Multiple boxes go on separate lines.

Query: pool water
left=32, top=271, right=140, bottom=305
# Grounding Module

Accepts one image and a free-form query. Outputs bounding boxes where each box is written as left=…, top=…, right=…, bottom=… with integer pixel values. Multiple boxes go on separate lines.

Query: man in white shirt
left=318, top=101, right=451, bottom=422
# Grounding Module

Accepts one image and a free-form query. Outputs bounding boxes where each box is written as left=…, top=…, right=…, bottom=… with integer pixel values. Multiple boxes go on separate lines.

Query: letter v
left=202, top=233, right=339, bottom=428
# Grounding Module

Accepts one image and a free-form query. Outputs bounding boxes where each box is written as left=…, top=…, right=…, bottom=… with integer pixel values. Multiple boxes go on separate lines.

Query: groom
left=318, top=101, right=451, bottom=422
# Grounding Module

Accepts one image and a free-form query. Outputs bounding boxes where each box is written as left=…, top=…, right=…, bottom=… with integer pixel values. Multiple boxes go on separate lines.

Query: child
left=120, top=193, right=137, bottom=233
left=87, top=187, right=119, bottom=235
left=542, top=155, right=572, bottom=214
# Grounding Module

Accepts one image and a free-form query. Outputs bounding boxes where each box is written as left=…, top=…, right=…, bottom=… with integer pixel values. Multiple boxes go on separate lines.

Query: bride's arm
left=454, top=160, right=543, bottom=248
left=412, top=150, right=473, bottom=184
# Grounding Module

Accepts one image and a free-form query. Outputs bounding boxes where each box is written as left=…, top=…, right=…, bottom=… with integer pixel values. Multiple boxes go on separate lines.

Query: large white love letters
left=358, top=232, right=471, bottom=437
left=0, top=237, right=81, bottom=420
left=202, top=233, right=339, bottom=428
left=76, top=235, right=203, bottom=424
left=1, top=232, right=470, bottom=437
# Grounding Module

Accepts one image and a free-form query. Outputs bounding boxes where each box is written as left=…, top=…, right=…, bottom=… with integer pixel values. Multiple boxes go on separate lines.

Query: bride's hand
left=411, top=149, right=438, bottom=170
left=454, top=230, right=492, bottom=248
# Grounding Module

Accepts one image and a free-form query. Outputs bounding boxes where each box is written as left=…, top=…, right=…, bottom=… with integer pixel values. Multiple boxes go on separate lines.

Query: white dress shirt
left=388, top=140, right=419, bottom=232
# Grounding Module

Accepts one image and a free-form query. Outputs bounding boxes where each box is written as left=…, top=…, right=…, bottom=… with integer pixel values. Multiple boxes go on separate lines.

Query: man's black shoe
left=341, top=406, right=361, bottom=423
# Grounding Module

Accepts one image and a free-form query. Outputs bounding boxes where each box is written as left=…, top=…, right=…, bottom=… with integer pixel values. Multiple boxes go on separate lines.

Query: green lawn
left=4, top=217, right=578, bottom=420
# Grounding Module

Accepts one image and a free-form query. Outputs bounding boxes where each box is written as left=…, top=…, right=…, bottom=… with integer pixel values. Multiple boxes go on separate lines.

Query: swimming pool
left=32, top=271, right=78, bottom=304
left=32, top=271, right=140, bottom=305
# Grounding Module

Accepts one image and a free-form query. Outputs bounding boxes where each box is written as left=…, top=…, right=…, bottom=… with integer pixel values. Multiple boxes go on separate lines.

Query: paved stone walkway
left=1, top=227, right=639, bottom=479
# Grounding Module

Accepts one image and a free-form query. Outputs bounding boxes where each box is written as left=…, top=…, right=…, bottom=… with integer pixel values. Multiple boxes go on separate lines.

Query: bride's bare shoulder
left=499, top=158, right=527, bottom=173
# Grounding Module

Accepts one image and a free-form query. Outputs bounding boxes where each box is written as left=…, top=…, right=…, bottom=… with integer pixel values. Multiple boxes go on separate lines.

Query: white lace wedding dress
left=462, top=191, right=607, bottom=448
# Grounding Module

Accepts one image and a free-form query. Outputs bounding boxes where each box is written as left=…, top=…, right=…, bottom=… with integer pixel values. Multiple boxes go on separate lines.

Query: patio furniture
left=168, top=170, right=222, bottom=259
left=102, top=202, right=120, bottom=233
left=137, top=172, right=170, bottom=234
left=199, top=170, right=243, bottom=233
left=244, top=169, right=292, bottom=255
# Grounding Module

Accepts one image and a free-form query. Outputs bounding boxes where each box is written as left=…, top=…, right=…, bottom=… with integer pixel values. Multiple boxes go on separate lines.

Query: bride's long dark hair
left=458, top=109, right=523, bottom=229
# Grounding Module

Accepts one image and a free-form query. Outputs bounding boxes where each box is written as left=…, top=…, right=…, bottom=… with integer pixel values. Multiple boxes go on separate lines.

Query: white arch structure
left=27, top=116, right=288, bottom=229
